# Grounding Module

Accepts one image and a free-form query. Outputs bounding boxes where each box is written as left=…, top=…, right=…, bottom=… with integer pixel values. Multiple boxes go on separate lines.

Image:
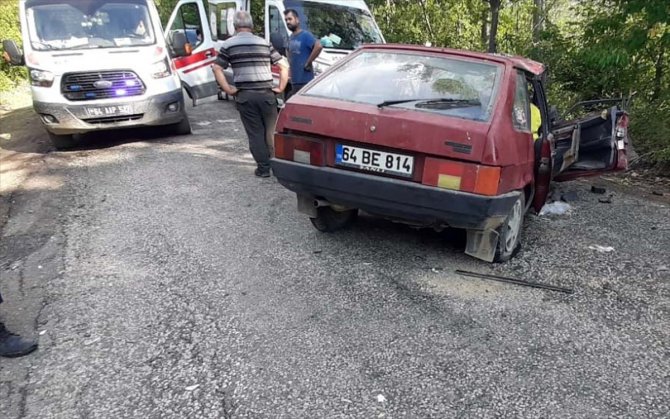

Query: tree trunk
left=480, top=9, right=488, bottom=50
left=652, top=46, right=665, bottom=101
left=488, top=0, right=501, bottom=53
left=532, top=0, right=544, bottom=43
left=386, top=0, right=391, bottom=29
left=419, top=0, right=435, bottom=44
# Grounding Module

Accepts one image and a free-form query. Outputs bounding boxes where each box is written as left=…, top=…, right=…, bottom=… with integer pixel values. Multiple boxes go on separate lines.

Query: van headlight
left=151, top=58, right=171, bottom=79
left=29, top=69, right=54, bottom=87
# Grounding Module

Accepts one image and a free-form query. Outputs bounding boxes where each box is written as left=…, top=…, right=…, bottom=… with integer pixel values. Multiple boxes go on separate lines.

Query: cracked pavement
left=1, top=96, right=669, bottom=418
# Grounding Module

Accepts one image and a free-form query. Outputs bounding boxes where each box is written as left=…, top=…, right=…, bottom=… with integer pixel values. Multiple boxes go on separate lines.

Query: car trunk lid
left=279, top=97, right=489, bottom=164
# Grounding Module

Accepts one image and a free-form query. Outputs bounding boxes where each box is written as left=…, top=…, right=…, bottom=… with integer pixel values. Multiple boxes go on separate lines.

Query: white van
left=2, top=0, right=383, bottom=149
left=164, top=0, right=385, bottom=100
left=4, top=0, right=191, bottom=149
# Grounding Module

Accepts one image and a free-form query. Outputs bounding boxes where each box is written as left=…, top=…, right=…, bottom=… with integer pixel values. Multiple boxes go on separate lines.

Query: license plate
left=335, top=144, right=414, bottom=177
left=85, top=105, right=132, bottom=117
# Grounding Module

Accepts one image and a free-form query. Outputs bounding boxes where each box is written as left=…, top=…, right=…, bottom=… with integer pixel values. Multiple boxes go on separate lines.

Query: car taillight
left=274, top=133, right=324, bottom=166
left=422, top=157, right=501, bottom=196
left=615, top=113, right=629, bottom=149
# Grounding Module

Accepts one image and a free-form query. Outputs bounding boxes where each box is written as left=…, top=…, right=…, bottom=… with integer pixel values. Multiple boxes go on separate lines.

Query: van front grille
left=82, top=114, right=144, bottom=124
left=61, top=71, right=145, bottom=101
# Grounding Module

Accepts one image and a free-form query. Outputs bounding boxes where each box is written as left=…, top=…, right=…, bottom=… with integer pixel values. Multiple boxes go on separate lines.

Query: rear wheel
left=309, top=207, right=358, bottom=232
left=494, top=194, right=525, bottom=262
left=48, top=132, right=77, bottom=150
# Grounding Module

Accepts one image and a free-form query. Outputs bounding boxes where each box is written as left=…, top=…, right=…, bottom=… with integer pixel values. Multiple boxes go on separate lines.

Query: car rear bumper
left=271, top=159, right=521, bottom=230
left=33, top=89, right=186, bottom=135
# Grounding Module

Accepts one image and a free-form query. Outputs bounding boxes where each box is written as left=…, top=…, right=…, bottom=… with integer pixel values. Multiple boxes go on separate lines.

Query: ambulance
left=166, top=0, right=385, bottom=102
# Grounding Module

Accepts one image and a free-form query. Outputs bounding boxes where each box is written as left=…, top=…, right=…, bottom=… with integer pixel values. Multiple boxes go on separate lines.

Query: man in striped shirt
left=212, top=11, right=289, bottom=178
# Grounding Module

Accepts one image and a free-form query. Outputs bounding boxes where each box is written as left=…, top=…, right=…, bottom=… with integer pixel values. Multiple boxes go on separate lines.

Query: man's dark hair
left=283, top=9, right=299, bottom=19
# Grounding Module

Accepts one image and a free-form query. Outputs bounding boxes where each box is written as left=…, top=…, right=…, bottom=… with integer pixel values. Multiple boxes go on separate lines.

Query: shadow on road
left=0, top=105, right=179, bottom=154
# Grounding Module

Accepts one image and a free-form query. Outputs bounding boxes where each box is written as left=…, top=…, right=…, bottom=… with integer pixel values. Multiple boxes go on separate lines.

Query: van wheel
left=168, top=116, right=192, bottom=136
left=48, top=132, right=77, bottom=150
left=309, top=207, right=358, bottom=232
left=494, top=194, right=525, bottom=263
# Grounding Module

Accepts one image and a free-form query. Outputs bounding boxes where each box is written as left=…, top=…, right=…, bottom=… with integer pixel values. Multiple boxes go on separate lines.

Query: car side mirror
left=170, top=32, right=190, bottom=57
left=2, top=39, right=24, bottom=66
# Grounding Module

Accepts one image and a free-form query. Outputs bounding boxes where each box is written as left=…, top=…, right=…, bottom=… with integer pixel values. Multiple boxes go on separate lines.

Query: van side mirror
left=270, top=31, right=287, bottom=56
left=2, top=39, right=24, bottom=66
left=170, top=32, right=190, bottom=57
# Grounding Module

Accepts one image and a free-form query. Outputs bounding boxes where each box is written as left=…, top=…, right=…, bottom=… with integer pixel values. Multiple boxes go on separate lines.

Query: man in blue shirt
left=284, top=9, right=323, bottom=99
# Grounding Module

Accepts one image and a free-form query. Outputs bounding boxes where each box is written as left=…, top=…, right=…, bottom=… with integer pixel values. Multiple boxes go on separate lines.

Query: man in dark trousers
left=212, top=11, right=288, bottom=178
left=0, top=292, right=38, bottom=358
left=284, top=9, right=323, bottom=99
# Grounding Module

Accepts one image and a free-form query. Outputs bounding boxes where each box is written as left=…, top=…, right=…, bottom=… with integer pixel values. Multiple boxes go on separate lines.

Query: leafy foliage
left=0, top=2, right=26, bottom=90
left=1, top=0, right=667, bottom=162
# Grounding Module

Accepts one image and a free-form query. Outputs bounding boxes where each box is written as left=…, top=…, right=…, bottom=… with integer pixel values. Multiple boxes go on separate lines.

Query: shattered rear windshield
left=304, top=51, right=503, bottom=122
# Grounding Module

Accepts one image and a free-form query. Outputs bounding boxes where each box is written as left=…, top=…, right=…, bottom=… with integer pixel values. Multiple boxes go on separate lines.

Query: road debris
left=588, top=245, right=615, bottom=253
left=539, top=201, right=572, bottom=216
left=652, top=190, right=664, bottom=196
left=598, top=194, right=614, bottom=204
left=455, top=270, right=574, bottom=294
left=84, top=337, right=101, bottom=346
left=39, top=330, right=47, bottom=335
left=185, top=384, right=200, bottom=391
left=376, top=394, right=387, bottom=403
left=561, top=191, right=579, bottom=202
left=591, top=186, right=607, bottom=194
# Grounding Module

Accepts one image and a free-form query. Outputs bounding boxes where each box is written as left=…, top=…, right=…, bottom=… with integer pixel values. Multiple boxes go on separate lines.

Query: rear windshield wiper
left=377, top=98, right=429, bottom=108
left=416, top=98, right=481, bottom=108
left=377, top=98, right=481, bottom=108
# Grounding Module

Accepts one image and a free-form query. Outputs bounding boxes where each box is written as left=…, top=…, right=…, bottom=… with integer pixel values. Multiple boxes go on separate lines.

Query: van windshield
left=25, top=0, right=155, bottom=51
left=283, top=0, right=383, bottom=50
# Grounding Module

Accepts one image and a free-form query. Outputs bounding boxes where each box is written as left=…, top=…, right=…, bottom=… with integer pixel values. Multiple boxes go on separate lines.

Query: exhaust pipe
left=314, top=199, right=330, bottom=208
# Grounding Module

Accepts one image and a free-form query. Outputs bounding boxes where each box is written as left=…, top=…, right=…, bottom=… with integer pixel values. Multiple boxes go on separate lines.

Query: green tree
left=0, top=1, right=26, bottom=90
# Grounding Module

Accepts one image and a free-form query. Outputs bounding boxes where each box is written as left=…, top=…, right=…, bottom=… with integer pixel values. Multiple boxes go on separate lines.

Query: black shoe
left=254, top=168, right=271, bottom=178
left=0, top=324, right=38, bottom=358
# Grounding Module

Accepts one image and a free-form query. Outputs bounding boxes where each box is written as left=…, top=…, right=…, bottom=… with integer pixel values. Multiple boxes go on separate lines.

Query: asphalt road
left=1, top=96, right=669, bottom=418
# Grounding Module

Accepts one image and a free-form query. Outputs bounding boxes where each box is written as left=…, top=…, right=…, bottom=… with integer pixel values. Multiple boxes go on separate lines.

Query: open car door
left=552, top=100, right=630, bottom=182
left=530, top=76, right=630, bottom=212
left=166, top=0, right=220, bottom=106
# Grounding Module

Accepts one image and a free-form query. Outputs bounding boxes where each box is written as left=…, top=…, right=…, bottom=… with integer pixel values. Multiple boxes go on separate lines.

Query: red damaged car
left=270, top=44, right=629, bottom=262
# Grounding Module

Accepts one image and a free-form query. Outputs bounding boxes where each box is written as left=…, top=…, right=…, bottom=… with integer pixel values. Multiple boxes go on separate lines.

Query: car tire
left=309, top=207, right=358, bottom=233
left=168, top=116, right=192, bottom=136
left=48, top=132, right=77, bottom=150
left=494, top=193, right=525, bottom=263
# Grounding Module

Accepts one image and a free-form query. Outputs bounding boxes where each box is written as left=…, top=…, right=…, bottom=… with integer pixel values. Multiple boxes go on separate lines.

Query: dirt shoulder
left=0, top=84, right=52, bottom=231
left=597, top=169, right=670, bottom=205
